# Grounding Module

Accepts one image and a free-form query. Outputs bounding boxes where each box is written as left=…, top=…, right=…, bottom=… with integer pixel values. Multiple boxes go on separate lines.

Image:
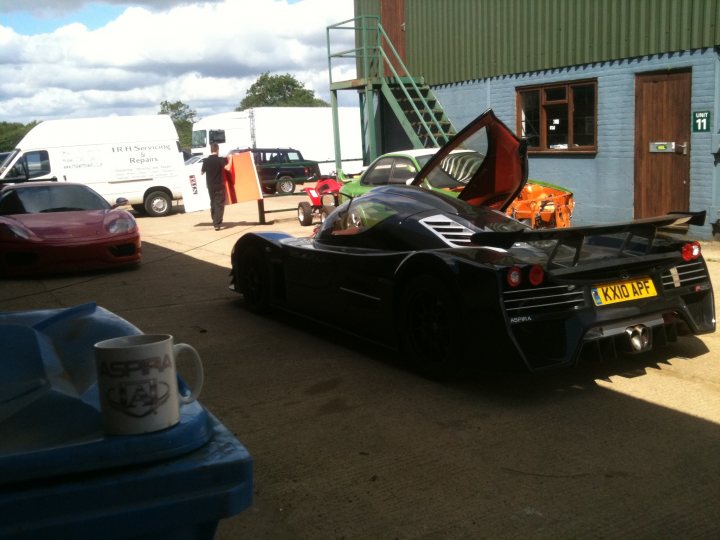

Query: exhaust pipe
left=625, top=324, right=651, bottom=352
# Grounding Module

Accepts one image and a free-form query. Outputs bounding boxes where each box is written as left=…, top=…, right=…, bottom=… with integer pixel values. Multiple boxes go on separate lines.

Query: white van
left=0, top=115, right=187, bottom=216
left=190, top=107, right=364, bottom=175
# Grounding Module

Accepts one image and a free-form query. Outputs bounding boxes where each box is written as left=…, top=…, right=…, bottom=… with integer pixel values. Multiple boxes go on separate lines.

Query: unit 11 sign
left=693, top=111, right=710, bottom=133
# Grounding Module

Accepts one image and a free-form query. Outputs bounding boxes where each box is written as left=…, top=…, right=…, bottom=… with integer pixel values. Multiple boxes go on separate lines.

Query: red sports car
left=0, top=182, right=141, bottom=276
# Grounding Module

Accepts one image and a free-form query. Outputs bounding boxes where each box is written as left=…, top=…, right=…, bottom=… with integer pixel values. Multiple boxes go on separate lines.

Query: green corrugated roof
left=355, top=0, right=720, bottom=85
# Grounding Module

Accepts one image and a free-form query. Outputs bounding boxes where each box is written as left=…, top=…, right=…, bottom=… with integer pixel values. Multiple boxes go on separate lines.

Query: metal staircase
left=381, top=76, right=456, bottom=148
left=326, top=16, right=456, bottom=171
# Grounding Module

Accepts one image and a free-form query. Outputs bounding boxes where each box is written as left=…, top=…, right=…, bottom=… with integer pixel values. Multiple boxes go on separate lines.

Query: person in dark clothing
left=201, top=143, right=228, bottom=230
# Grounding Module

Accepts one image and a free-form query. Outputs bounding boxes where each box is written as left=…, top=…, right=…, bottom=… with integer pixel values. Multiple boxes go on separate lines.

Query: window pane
left=426, top=150, right=482, bottom=189
left=545, top=104, right=568, bottom=149
left=209, top=129, right=225, bottom=144
left=362, top=157, right=394, bottom=186
left=25, top=150, right=50, bottom=178
left=16, top=185, right=107, bottom=213
left=389, top=158, right=417, bottom=184
left=520, top=90, right=540, bottom=148
left=545, top=87, right=566, bottom=101
left=572, top=85, right=595, bottom=147
left=517, top=81, right=596, bottom=152
left=191, top=130, right=207, bottom=148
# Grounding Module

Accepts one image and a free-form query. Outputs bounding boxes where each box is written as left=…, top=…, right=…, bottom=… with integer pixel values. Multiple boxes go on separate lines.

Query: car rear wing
left=471, top=210, right=706, bottom=259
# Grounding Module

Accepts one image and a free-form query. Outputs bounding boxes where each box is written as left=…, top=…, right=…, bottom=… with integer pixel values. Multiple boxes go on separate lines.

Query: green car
left=339, top=148, right=473, bottom=203
left=339, top=148, right=574, bottom=229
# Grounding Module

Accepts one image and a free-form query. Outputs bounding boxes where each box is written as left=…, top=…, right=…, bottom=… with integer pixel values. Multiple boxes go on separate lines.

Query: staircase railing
left=327, top=16, right=452, bottom=149
left=376, top=25, right=448, bottom=147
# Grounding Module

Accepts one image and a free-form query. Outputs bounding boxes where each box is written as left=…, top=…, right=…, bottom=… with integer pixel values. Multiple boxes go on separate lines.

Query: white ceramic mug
left=94, top=334, right=204, bottom=435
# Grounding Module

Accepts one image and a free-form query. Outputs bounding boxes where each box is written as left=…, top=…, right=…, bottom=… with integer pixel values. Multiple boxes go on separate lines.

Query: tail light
left=529, top=264, right=544, bottom=286
left=507, top=265, right=545, bottom=288
left=507, top=266, right=522, bottom=287
left=681, top=241, right=701, bottom=262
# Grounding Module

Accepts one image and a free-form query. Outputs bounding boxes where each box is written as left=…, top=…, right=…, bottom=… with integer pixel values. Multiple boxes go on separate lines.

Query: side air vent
left=504, top=284, right=587, bottom=316
left=418, top=215, right=474, bottom=247
left=661, top=261, right=709, bottom=289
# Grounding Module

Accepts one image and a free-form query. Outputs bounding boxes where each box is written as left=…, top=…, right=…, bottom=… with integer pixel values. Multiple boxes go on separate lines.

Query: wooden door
left=634, top=71, right=691, bottom=218
left=381, top=0, right=405, bottom=75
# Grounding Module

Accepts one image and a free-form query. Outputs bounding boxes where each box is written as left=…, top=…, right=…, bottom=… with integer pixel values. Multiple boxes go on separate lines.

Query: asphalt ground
left=1, top=195, right=719, bottom=539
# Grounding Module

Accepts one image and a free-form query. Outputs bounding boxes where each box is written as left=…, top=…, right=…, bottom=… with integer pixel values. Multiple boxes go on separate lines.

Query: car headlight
left=0, top=222, right=31, bottom=240
left=105, top=215, right=137, bottom=234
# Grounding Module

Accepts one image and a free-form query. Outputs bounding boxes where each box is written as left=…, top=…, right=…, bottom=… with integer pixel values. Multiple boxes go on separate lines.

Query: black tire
left=399, top=274, right=464, bottom=378
left=144, top=190, right=172, bottom=217
left=276, top=176, right=295, bottom=195
left=234, top=246, right=270, bottom=313
left=298, top=202, right=313, bottom=226
left=131, top=204, right=145, bottom=214
left=320, top=205, right=333, bottom=224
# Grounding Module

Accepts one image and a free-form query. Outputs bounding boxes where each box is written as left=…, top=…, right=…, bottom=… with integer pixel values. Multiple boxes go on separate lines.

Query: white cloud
left=0, top=1, right=211, bottom=17
left=0, top=0, right=357, bottom=122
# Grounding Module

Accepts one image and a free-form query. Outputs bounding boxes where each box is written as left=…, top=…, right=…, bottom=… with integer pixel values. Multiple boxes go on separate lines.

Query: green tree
left=159, top=100, right=196, bottom=150
left=0, top=121, right=39, bottom=152
left=237, top=72, right=329, bottom=110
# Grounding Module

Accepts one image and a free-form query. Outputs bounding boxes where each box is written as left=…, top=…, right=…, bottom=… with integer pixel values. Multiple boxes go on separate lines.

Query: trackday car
left=229, top=110, right=715, bottom=375
left=0, top=182, right=141, bottom=276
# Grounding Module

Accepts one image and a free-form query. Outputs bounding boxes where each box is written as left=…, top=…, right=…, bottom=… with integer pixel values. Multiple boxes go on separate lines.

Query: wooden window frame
left=516, top=79, right=598, bottom=155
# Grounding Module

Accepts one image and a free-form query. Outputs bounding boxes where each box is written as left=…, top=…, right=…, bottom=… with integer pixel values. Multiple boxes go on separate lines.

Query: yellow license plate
left=591, top=277, right=657, bottom=306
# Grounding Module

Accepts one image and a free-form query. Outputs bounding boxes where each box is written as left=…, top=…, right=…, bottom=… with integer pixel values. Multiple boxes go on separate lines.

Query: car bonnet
left=411, top=109, right=528, bottom=211
left=10, top=210, right=114, bottom=239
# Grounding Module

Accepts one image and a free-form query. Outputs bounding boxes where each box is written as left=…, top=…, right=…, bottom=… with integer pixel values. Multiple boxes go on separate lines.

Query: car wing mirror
left=113, top=197, right=129, bottom=208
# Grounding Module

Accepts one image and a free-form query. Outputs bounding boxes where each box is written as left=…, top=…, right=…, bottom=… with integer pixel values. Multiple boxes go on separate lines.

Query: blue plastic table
left=0, top=303, right=252, bottom=539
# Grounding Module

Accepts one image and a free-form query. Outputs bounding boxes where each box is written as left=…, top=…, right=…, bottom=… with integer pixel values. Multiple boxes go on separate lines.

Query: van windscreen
left=191, top=130, right=207, bottom=149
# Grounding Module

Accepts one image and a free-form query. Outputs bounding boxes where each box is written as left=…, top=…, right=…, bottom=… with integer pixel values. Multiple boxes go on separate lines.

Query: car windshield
left=0, top=185, right=110, bottom=215
left=324, top=198, right=399, bottom=237
left=319, top=186, right=528, bottom=248
left=0, top=150, right=17, bottom=175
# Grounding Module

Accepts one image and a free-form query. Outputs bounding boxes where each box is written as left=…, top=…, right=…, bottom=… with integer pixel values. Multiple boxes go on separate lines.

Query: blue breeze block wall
left=433, top=49, right=719, bottom=238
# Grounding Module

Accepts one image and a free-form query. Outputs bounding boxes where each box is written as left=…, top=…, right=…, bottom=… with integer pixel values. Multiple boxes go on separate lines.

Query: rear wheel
left=400, top=274, right=464, bottom=378
left=298, top=202, right=313, bottom=226
left=276, top=176, right=295, bottom=195
left=144, top=191, right=172, bottom=217
left=234, top=246, right=270, bottom=312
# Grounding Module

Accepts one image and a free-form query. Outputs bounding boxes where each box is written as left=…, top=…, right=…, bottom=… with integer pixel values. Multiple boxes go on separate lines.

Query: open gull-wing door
left=412, top=109, right=528, bottom=211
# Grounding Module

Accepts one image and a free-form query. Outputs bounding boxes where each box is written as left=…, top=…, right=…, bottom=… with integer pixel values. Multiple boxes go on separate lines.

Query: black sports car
left=230, top=110, right=715, bottom=375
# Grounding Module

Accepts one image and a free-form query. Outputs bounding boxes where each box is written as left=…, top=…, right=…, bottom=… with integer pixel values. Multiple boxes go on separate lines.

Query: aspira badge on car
left=591, top=276, right=657, bottom=306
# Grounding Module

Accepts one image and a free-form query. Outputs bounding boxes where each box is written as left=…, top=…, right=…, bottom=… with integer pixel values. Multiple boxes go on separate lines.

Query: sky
left=0, top=0, right=357, bottom=123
